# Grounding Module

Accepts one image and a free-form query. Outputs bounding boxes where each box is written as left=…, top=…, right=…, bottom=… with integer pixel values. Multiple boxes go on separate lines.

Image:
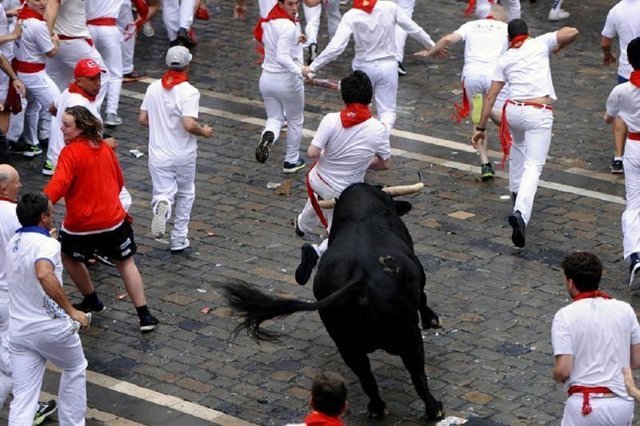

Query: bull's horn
left=318, top=198, right=337, bottom=209
left=381, top=182, right=424, bottom=197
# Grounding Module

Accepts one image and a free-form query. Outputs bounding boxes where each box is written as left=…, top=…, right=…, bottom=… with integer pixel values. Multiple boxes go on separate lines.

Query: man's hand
left=70, top=309, right=90, bottom=330
left=201, top=124, right=214, bottom=138
left=301, top=65, right=312, bottom=77
left=472, top=129, right=486, bottom=148
left=603, top=52, right=617, bottom=66
left=12, top=79, right=26, bottom=97
left=298, top=34, right=307, bottom=44
left=234, top=4, right=247, bottom=20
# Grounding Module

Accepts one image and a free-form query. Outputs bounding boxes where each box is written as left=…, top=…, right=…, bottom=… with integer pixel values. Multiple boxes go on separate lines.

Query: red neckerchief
left=68, top=81, right=96, bottom=102
left=353, top=0, right=376, bottom=13
left=572, top=290, right=612, bottom=302
left=485, top=15, right=495, bottom=19
left=17, top=4, right=45, bottom=21
left=498, top=102, right=512, bottom=168
left=630, top=70, right=640, bottom=88
left=161, top=70, right=189, bottom=89
left=340, top=103, right=372, bottom=128
left=253, top=3, right=297, bottom=44
left=303, top=411, right=344, bottom=426
left=509, top=34, right=529, bottom=49
left=0, top=195, right=15, bottom=203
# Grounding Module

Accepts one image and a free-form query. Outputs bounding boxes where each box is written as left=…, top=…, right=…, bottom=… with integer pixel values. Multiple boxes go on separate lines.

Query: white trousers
left=622, top=138, right=640, bottom=259
left=0, top=301, right=11, bottom=409
left=118, top=0, right=136, bottom=75
left=9, top=324, right=87, bottom=425
left=354, top=58, right=398, bottom=129
left=259, top=71, right=304, bottom=164
left=506, top=104, right=553, bottom=225
left=19, top=71, right=60, bottom=146
left=393, top=0, right=415, bottom=63
left=561, top=394, right=633, bottom=426
left=88, top=24, right=122, bottom=115
left=302, top=0, right=340, bottom=46
left=149, top=158, right=196, bottom=240
left=463, top=74, right=508, bottom=111
left=162, top=0, right=196, bottom=41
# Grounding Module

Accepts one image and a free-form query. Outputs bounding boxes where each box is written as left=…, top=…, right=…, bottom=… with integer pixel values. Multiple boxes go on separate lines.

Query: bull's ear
left=394, top=200, right=412, bottom=216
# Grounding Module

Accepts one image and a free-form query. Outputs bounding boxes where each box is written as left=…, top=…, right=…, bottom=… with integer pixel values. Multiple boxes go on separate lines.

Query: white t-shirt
left=0, top=201, right=19, bottom=303
left=552, top=297, right=640, bottom=398
left=311, top=112, right=391, bottom=192
left=0, top=6, right=13, bottom=59
left=311, top=1, right=434, bottom=71
left=15, top=17, right=54, bottom=64
left=601, top=0, right=640, bottom=80
left=6, top=230, right=70, bottom=335
left=140, top=79, right=200, bottom=164
left=55, top=0, right=91, bottom=39
left=492, top=32, right=559, bottom=101
left=454, top=19, right=508, bottom=79
left=261, top=18, right=303, bottom=76
left=606, top=82, right=640, bottom=133
left=85, top=0, right=124, bottom=20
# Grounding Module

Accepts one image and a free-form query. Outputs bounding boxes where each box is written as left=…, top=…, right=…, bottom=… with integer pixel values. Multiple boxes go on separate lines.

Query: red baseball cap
left=74, top=59, right=103, bottom=78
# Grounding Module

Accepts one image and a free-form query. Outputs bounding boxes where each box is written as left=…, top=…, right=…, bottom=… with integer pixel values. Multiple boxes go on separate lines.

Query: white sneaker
left=142, top=21, right=155, bottom=37
left=151, top=200, right=169, bottom=238
left=104, top=113, right=123, bottom=127
left=170, top=237, right=190, bottom=252
left=548, top=8, right=570, bottom=21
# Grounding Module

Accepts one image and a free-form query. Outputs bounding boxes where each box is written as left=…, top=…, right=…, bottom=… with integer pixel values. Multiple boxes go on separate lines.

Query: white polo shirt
left=0, top=201, right=19, bottom=304
left=15, top=17, right=53, bottom=64
left=85, top=0, right=124, bottom=20
left=552, top=297, right=640, bottom=398
left=140, top=79, right=201, bottom=165
left=55, top=0, right=91, bottom=38
left=601, top=0, right=640, bottom=80
left=261, top=18, right=303, bottom=77
left=492, top=32, right=559, bottom=101
left=606, top=82, right=640, bottom=133
left=454, top=19, right=508, bottom=79
left=311, top=112, right=391, bottom=192
left=6, top=229, right=68, bottom=334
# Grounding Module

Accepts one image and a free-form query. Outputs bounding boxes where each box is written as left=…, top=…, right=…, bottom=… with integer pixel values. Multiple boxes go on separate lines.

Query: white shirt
left=140, top=79, right=201, bottom=164
left=55, top=0, right=91, bottom=39
left=311, top=1, right=434, bottom=71
left=6, top=230, right=70, bottom=335
left=552, top=297, right=640, bottom=398
left=606, top=82, right=640, bottom=133
left=85, top=0, right=124, bottom=20
left=601, top=0, right=640, bottom=80
left=0, top=200, right=19, bottom=303
left=454, top=19, right=508, bottom=79
left=311, top=112, right=391, bottom=192
left=15, top=17, right=53, bottom=64
left=0, top=6, right=13, bottom=59
left=492, top=32, right=559, bottom=101
left=261, top=18, right=303, bottom=76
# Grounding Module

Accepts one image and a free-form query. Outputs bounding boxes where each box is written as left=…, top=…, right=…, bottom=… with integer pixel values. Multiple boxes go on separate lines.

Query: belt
left=568, top=385, right=614, bottom=416
left=12, top=59, right=45, bottom=73
left=58, top=35, right=94, bottom=46
left=507, top=99, right=553, bottom=110
left=87, top=17, right=117, bottom=26
left=629, top=132, right=640, bottom=141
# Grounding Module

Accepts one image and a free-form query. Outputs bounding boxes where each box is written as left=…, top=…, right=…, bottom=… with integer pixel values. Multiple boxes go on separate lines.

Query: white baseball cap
left=165, top=46, right=193, bottom=69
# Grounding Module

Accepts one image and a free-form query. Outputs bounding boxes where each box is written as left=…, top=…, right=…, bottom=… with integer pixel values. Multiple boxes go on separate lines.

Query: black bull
left=221, top=183, right=444, bottom=420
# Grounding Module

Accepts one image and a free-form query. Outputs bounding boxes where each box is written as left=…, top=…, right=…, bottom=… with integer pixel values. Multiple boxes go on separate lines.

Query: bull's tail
left=219, top=271, right=363, bottom=342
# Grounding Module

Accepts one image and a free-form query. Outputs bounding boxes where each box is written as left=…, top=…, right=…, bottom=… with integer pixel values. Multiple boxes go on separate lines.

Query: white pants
left=162, top=0, right=196, bottom=41
left=463, top=74, right=508, bottom=111
left=622, top=138, right=640, bottom=259
left=393, top=0, right=415, bottom=63
left=506, top=103, right=553, bottom=225
left=0, top=301, right=11, bottom=409
left=259, top=71, right=304, bottom=164
left=354, top=58, right=398, bottom=129
left=6, top=98, right=26, bottom=142
left=88, top=24, right=122, bottom=115
left=561, top=394, right=633, bottom=425
left=19, top=70, right=60, bottom=146
left=9, top=324, right=87, bottom=425
left=149, top=158, right=196, bottom=240
left=302, top=0, right=340, bottom=46
left=118, top=0, right=136, bottom=75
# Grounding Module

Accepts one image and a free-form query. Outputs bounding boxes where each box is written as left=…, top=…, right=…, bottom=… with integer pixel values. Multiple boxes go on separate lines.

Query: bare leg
left=62, top=254, right=95, bottom=296
left=114, top=257, right=147, bottom=307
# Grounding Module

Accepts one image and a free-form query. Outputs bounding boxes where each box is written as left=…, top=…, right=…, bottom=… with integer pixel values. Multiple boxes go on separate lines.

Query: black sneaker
left=294, top=216, right=305, bottom=237
left=295, top=243, right=319, bottom=286
left=508, top=210, right=526, bottom=248
left=22, top=143, right=42, bottom=158
left=39, top=138, right=49, bottom=149
left=397, top=61, right=406, bottom=76
left=9, top=138, right=31, bottom=155
left=34, top=399, right=57, bottom=425
left=176, top=27, right=196, bottom=48
left=481, top=162, right=495, bottom=181
left=73, top=298, right=106, bottom=313
left=255, top=131, right=274, bottom=163
left=306, top=43, right=318, bottom=65
left=283, top=158, right=306, bottom=174
left=630, top=255, right=640, bottom=291
left=140, top=314, right=159, bottom=333
left=611, top=158, right=624, bottom=174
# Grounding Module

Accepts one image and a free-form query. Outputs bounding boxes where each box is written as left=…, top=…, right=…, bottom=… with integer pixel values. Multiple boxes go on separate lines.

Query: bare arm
left=369, top=156, right=391, bottom=170
left=234, top=0, right=247, bottom=20
left=472, top=81, right=505, bottom=146
left=555, top=27, right=579, bottom=53
left=553, top=354, right=573, bottom=383
left=138, top=110, right=149, bottom=128
left=45, top=0, right=60, bottom=34
left=307, top=144, right=321, bottom=160
left=0, top=23, right=21, bottom=45
left=630, top=343, right=640, bottom=369
left=415, top=33, right=461, bottom=58
left=0, top=55, right=25, bottom=96
left=45, top=34, right=60, bottom=58
left=601, top=36, right=616, bottom=66
left=623, top=367, right=640, bottom=400
left=182, top=116, right=214, bottom=138
left=36, top=260, right=89, bottom=328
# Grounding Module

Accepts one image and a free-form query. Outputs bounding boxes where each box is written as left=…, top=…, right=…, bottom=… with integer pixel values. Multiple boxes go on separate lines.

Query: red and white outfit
left=552, top=294, right=640, bottom=425
left=601, top=0, right=640, bottom=81
left=309, top=0, right=435, bottom=129
left=606, top=74, right=640, bottom=260
left=6, top=227, right=87, bottom=424
left=86, top=0, right=124, bottom=118
left=302, top=0, right=340, bottom=47
left=297, top=106, right=390, bottom=256
left=492, top=32, right=558, bottom=226
left=392, top=0, right=415, bottom=64
left=161, top=0, right=195, bottom=42
left=257, top=5, right=304, bottom=165
left=118, top=0, right=136, bottom=76
left=0, top=4, right=26, bottom=145
left=140, top=74, right=201, bottom=242
left=14, top=5, right=61, bottom=148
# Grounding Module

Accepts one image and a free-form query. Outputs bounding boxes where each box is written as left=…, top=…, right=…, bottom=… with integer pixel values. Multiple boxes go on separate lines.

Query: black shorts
left=59, top=221, right=137, bottom=263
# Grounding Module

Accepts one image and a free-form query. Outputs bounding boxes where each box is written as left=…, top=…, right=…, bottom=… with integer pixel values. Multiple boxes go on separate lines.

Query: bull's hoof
left=367, top=400, right=387, bottom=419
left=422, top=315, right=443, bottom=330
left=426, top=401, right=445, bottom=420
